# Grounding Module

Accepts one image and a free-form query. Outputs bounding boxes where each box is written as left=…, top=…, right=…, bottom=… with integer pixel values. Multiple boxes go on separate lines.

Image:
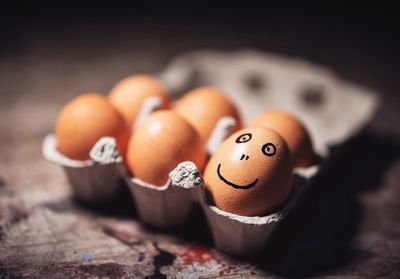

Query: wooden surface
left=1, top=17, right=400, bottom=278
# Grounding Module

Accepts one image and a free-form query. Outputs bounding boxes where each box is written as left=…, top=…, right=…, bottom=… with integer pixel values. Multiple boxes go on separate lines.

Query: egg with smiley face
left=204, top=127, right=293, bottom=216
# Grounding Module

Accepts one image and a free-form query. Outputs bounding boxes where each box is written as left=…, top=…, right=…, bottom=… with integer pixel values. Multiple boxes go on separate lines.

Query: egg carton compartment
left=42, top=135, right=125, bottom=203
left=125, top=161, right=203, bottom=228
left=201, top=167, right=318, bottom=256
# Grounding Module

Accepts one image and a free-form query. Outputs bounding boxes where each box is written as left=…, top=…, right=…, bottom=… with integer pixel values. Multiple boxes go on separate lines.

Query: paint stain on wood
left=177, top=244, right=221, bottom=265
left=145, top=242, right=176, bottom=279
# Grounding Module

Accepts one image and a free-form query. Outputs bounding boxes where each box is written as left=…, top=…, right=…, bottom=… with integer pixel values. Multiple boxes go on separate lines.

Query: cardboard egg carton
left=40, top=115, right=346, bottom=256
left=41, top=121, right=317, bottom=256
left=42, top=50, right=379, bottom=255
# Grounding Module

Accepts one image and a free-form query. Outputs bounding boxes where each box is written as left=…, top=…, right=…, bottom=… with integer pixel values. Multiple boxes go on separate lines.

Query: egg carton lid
left=159, top=49, right=380, bottom=156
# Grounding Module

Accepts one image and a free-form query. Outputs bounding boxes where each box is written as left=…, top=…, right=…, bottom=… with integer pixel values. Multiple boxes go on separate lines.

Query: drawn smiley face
left=204, top=127, right=293, bottom=216
left=216, top=132, right=277, bottom=189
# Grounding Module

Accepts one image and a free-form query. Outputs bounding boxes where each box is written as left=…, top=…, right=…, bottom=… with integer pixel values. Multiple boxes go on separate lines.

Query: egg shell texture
left=127, top=110, right=206, bottom=186
left=249, top=110, right=314, bottom=167
left=174, top=86, right=242, bottom=142
left=55, top=93, right=130, bottom=161
left=109, top=75, right=171, bottom=126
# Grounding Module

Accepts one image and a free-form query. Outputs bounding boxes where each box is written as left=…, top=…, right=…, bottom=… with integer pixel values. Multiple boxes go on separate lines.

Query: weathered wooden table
left=1, top=19, right=400, bottom=278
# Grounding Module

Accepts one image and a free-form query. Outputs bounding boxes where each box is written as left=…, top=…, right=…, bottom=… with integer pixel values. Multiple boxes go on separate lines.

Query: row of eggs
left=55, top=75, right=314, bottom=217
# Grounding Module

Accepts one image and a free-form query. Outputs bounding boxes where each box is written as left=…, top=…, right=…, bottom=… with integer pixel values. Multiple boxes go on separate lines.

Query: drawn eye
left=262, top=143, right=276, bottom=156
left=236, top=133, right=252, bottom=143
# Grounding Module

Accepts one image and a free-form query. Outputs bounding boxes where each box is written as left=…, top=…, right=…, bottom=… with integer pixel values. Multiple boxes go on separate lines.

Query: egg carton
left=42, top=121, right=317, bottom=256
left=42, top=49, right=379, bottom=255
left=40, top=116, right=347, bottom=256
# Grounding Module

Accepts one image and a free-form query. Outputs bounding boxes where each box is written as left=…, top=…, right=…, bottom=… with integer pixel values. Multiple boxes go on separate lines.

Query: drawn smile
left=217, top=163, right=258, bottom=189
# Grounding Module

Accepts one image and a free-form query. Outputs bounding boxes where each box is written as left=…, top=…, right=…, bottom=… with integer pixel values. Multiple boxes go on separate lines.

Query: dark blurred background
left=1, top=1, right=399, bottom=132
left=0, top=2, right=398, bottom=97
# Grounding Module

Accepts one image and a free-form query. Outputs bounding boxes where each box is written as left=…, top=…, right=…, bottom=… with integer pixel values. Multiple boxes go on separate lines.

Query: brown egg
left=204, top=127, right=293, bottom=216
left=174, top=87, right=242, bottom=143
left=127, top=110, right=206, bottom=186
left=55, top=93, right=130, bottom=161
left=249, top=110, right=314, bottom=168
left=108, top=75, right=171, bottom=127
